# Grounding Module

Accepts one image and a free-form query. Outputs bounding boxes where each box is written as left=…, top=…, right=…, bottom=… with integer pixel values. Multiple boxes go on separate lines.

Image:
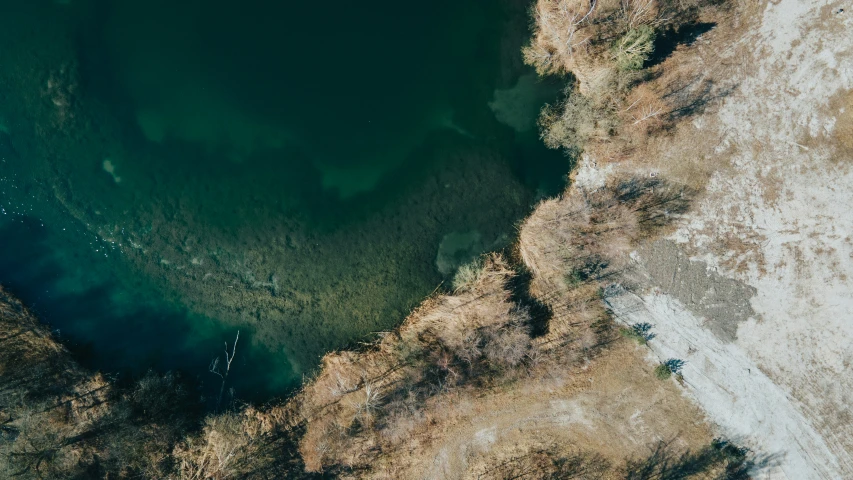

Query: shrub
left=655, top=358, right=685, bottom=380
left=539, top=92, right=618, bottom=151
left=565, top=269, right=585, bottom=287
left=712, top=438, right=752, bottom=480
left=482, top=323, right=532, bottom=370
left=613, top=25, right=657, bottom=71
left=522, top=0, right=600, bottom=76
left=452, top=257, right=485, bottom=292
left=620, top=322, right=655, bottom=345
left=349, top=384, right=383, bottom=428
left=174, top=410, right=267, bottom=479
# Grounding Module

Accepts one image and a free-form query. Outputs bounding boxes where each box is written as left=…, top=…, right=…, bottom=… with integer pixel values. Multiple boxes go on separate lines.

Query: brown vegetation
left=297, top=255, right=533, bottom=473
left=0, top=287, right=111, bottom=478
left=525, top=0, right=736, bottom=165
left=0, top=288, right=307, bottom=479
left=471, top=438, right=754, bottom=480
left=519, top=175, right=692, bottom=349
left=523, top=0, right=710, bottom=79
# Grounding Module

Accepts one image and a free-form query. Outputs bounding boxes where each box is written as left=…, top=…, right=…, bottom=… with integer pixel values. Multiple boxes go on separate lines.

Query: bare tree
left=349, top=383, right=382, bottom=428
left=209, top=331, right=239, bottom=411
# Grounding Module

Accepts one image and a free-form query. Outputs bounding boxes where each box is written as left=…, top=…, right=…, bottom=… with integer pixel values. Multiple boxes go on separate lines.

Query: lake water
left=0, top=0, right=567, bottom=401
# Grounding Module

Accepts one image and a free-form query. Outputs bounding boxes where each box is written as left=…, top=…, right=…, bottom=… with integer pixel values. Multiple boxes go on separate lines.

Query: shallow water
left=0, top=0, right=567, bottom=400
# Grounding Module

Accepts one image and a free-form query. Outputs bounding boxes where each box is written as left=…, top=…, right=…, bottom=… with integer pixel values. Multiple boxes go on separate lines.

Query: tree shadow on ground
left=506, top=265, right=553, bottom=338
left=646, top=22, right=718, bottom=69
left=624, top=438, right=782, bottom=480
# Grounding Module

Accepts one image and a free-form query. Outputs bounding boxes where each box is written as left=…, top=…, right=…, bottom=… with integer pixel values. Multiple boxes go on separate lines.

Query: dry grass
left=294, top=333, right=724, bottom=479
left=374, top=340, right=717, bottom=479
left=585, top=10, right=756, bottom=192
left=519, top=175, right=692, bottom=357
left=296, top=255, right=529, bottom=472
left=524, top=0, right=715, bottom=87
left=523, top=0, right=662, bottom=83
left=519, top=175, right=692, bottom=294
left=527, top=0, right=747, bottom=193
left=0, top=288, right=114, bottom=478
left=174, top=408, right=270, bottom=479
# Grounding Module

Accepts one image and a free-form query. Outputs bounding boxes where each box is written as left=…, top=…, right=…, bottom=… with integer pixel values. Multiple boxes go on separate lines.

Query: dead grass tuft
left=174, top=409, right=266, bottom=479
left=828, top=89, right=853, bottom=162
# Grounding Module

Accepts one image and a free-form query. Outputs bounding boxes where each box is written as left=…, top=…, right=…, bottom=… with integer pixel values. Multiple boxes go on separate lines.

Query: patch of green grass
left=613, top=25, right=656, bottom=71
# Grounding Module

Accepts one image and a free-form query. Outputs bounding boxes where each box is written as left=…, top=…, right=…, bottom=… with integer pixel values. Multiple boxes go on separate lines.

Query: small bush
left=613, top=26, right=657, bottom=71
left=654, top=363, right=672, bottom=380
left=712, top=437, right=753, bottom=480
left=539, top=92, right=618, bottom=151
left=620, top=322, right=655, bottom=345
left=452, top=257, right=485, bottom=292
left=655, top=358, right=685, bottom=380
left=393, top=335, right=425, bottom=367
left=482, top=324, right=531, bottom=370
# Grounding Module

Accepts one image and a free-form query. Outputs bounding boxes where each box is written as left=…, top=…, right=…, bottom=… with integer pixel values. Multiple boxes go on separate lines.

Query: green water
left=0, top=0, right=566, bottom=400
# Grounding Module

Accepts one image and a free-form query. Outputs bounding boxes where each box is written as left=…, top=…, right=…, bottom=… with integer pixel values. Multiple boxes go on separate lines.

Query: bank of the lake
left=0, top=0, right=569, bottom=399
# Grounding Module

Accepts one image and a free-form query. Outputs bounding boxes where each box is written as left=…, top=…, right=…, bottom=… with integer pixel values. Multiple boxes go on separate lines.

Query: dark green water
left=0, top=0, right=566, bottom=401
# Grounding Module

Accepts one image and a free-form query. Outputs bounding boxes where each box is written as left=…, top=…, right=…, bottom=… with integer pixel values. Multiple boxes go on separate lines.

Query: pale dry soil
left=590, top=1, right=853, bottom=478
